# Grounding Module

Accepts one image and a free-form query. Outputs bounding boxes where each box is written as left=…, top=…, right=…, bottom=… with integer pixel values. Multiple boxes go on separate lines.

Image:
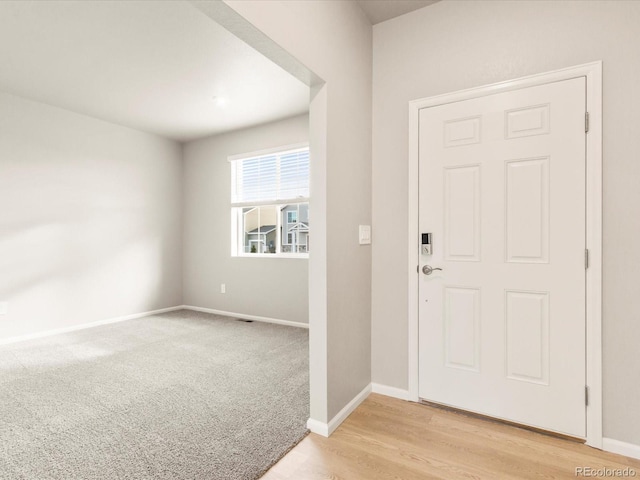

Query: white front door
left=418, top=77, right=587, bottom=437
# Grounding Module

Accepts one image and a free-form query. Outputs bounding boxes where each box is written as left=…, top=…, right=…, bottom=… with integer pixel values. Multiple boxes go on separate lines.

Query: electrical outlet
left=220, top=284, right=226, bottom=294
left=0, top=302, right=7, bottom=315
left=359, top=225, right=371, bottom=245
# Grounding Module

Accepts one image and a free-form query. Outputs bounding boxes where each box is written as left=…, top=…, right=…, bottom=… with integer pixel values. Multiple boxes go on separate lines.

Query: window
left=230, top=144, right=309, bottom=257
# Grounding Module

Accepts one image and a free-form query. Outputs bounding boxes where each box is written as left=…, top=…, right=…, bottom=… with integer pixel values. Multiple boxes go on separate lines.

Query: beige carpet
left=0, top=310, right=309, bottom=479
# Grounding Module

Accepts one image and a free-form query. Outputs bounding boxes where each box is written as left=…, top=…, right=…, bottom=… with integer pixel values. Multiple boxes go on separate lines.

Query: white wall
left=0, top=92, right=183, bottom=340
left=222, top=0, right=373, bottom=422
left=372, top=0, right=640, bottom=446
left=182, top=114, right=309, bottom=324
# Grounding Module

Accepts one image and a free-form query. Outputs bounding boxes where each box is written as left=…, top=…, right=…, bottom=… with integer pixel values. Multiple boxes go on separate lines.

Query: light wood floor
left=262, top=394, right=640, bottom=480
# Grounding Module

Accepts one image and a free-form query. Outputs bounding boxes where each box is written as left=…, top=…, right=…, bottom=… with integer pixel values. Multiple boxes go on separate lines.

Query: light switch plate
left=359, top=225, right=371, bottom=245
left=0, top=302, right=7, bottom=315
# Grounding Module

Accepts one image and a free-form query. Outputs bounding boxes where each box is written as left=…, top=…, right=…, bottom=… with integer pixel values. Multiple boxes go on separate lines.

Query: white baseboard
left=603, top=437, right=640, bottom=460
left=307, top=383, right=372, bottom=437
left=182, top=305, right=309, bottom=329
left=306, top=418, right=329, bottom=437
left=0, top=306, right=183, bottom=346
left=0, top=305, right=307, bottom=346
left=372, top=382, right=410, bottom=401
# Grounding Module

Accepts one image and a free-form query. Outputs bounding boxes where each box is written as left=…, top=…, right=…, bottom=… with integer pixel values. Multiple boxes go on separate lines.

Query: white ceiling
left=357, top=0, right=440, bottom=25
left=0, top=1, right=310, bottom=142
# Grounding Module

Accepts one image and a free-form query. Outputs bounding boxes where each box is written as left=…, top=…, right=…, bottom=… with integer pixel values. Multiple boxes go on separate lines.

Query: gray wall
left=0, top=91, right=183, bottom=339
left=182, top=114, right=309, bottom=324
left=225, top=0, right=373, bottom=422
left=372, top=0, right=640, bottom=445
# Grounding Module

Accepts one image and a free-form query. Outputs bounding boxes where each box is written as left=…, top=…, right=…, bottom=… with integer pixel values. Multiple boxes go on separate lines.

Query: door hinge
left=585, top=249, right=589, bottom=269
left=585, top=112, right=590, bottom=133
left=585, top=385, right=590, bottom=406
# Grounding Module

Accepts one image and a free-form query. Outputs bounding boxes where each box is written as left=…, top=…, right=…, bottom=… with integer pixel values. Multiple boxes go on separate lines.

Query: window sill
left=233, top=253, right=309, bottom=259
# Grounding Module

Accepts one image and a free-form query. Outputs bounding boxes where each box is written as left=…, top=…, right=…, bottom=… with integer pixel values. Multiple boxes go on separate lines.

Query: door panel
left=418, top=77, right=586, bottom=437
left=505, top=290, right=549, bottom=385
left=443, top=286, right=480, bottom=372
left=505, top=157, right=549, bottom=263
left=444, top=165, right=481, bottom=261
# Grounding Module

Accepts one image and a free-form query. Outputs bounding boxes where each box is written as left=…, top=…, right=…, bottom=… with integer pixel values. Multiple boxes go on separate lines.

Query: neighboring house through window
left=230, top=144, right=309, bottom=257
left=281, top=203, right=309, bottom=252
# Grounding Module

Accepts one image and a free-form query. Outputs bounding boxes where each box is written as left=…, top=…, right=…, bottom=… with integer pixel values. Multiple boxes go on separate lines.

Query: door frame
left=407, top=62, right=603, bottom=448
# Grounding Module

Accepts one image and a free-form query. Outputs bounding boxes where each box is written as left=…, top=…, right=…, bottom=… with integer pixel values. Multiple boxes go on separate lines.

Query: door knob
left=422, top=265, right=443, bottom=275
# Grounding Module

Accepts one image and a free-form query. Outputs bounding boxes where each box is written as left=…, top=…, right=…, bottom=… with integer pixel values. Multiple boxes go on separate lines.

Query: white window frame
left=230, top=143, right=309, bottom=259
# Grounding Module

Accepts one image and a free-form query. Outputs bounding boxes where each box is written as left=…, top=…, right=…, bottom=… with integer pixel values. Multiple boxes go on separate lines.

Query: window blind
left=231, top=147, right=309, bottom=204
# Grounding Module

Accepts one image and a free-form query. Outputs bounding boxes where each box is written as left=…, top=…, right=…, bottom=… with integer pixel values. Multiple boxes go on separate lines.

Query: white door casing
left=407, top=62, right=602, bottom=446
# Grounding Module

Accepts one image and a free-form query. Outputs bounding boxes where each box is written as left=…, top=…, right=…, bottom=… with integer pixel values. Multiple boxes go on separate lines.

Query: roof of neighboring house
left=288, top=222, right=309, bottom=233
left=248, top=225, right=276, bottom=234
